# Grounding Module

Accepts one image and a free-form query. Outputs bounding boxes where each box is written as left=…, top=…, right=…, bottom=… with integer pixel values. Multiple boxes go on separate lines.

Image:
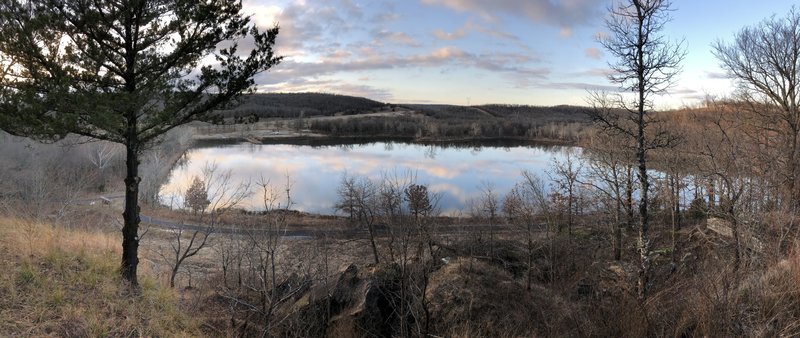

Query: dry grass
left=0, top=217, right=201, bottom=337
left=677, top=254, right=800, bottom=337
left=427, top=258, right=587, bottom=337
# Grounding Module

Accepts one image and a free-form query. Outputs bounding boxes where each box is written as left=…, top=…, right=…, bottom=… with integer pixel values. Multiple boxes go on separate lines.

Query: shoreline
left=189, top=126, right=577, bottom=148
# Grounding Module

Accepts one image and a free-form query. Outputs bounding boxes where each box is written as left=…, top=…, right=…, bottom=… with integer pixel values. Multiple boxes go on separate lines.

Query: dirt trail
left=469, top=106, right=498, bottom=118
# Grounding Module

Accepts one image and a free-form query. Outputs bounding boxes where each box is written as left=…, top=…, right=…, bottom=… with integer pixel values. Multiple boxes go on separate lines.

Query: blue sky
left=243, top=0, right=797, bottom=107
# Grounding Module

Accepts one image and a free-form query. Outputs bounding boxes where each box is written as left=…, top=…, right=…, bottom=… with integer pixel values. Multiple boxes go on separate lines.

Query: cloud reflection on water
left=159, top=141, right=571, bottom=216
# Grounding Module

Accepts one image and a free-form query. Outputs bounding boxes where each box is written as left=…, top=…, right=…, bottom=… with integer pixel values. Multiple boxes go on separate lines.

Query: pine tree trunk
left=121, top=141, right=141, bottom=286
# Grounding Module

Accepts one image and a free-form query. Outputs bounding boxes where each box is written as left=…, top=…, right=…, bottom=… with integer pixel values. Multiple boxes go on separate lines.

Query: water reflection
left=160, top=140, right=572, bottom=215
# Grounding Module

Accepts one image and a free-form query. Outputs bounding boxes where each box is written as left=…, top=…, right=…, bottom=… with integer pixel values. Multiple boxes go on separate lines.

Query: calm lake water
left=159, top=139, right=573, bottom=216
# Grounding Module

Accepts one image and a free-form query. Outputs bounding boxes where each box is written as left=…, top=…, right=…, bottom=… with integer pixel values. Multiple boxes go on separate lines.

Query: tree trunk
left=365, top=216, right=380, bottom=264
left=635, top=6, right=651, bottom=301
left=730, top=205, right=741, bottom=273
left=707, top=180, right=716, bottom=209
left=489, top=214, right=495, bottom=258
left=170, top=265, right=179, bottom=288
left=222, top=263, right=228, bottom=288
left=121, top=141, right=141, bottom=287
left=670, top=175, right=681, bottom=273
left=625, top=166, right=635, bottom=229
left=549, top=227, right=556, bottom=284
left=789, top=125, right=799, bottom=210
left=614, top=198, right=622, bottom=261
left=567, top=189, right=574, bottom=236
left=527, top=232, right=534, bottom=291
left=636, top=140, right=650, bottom=300
left=399, top=264, right=408, bottom=338
left=121, top=23, right=141, bottom=287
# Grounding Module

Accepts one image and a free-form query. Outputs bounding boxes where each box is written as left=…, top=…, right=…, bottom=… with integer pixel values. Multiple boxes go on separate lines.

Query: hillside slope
left=216, top=92, right=387, bottom=119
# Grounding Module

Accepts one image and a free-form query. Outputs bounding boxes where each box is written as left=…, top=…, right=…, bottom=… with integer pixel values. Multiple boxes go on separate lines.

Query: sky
left=242, top=0, right=798, bottom=108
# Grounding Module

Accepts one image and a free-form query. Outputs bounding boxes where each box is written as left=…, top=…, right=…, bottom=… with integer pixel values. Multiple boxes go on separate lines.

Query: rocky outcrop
left=278, top=263, right=403, bottom=338
left=326, top=264, right=400, bottom=338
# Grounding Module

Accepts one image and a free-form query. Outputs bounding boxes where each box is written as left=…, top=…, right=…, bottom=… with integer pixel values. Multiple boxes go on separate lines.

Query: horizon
left=244, top=0, right=797, bottom=109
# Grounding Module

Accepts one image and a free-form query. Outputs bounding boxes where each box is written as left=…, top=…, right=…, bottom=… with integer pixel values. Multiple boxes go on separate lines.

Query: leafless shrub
left=159, top=162, right=251, bottom=288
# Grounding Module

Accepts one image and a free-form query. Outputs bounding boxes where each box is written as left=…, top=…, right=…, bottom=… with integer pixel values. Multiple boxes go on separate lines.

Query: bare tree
left=1, top=141, right=92, bottom=223
left=398, top=181, right=440, bottom=337
left=589, top=0, right=685, bottom=300
left=504, top=171, right=550, bottom=290
left=713, top=7, right=800, bottom=209
left=696, top=105, right=753, bottom=273
left=139, top=148, right=168, bottom=206
left=163, top=162, right=250, bottom=288
left=139, top=127, right=194, bottom=206
left=550, top=149, right=584, bottom=236
left=83, top=141, right=121, bottom=191
left=659, top=150, right=687, bottom=272
left=581, top=133, right=637, bottom=260
left=377, top=171, right=409, bottom=261
left=335, top=173, right=381, bottom=264
left=478, top=181, right=500, bottom=258
left=219, top=173, right=303, bottom=336
left=214, top=228, right=246, bottom=289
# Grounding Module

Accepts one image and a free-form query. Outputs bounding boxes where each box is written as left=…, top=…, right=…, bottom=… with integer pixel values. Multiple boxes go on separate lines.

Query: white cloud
left=372, top=30, right=420, bottom=47
left=433, top=28, right=468, bottom=41
left=242, top=1, right=283, bottom=28
left=584, top=47, right=602, bottom=60
left=257, top=46, right=549, bottom=88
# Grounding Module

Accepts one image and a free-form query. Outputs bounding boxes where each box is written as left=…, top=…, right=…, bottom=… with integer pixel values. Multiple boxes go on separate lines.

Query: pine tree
left=0, top=0, right=281, bottom=286
left=184, top=176, right=209, bottom=215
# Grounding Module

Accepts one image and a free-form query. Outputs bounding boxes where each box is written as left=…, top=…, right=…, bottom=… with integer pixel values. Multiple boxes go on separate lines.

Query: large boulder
left=326, top=263, right=400, bottom=338
left=278, top=263, right=403, bottom=338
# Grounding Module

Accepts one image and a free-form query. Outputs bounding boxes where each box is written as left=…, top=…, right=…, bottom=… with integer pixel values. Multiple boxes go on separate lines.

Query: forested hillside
left=215, top=93, right=387, bottom=119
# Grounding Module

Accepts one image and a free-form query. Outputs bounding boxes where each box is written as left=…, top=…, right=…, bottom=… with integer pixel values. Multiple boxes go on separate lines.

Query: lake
left=159, top=139, right=574, bottom=216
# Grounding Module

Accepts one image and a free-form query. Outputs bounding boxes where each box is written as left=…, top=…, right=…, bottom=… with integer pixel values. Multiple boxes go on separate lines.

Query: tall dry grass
left=0, top=217, right=201, bottom=337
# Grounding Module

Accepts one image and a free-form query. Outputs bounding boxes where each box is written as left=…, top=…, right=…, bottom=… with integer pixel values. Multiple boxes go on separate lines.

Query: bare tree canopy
left=602, top=0, right=684, bottom=97
left=713, top=7, right=800, bottom=209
